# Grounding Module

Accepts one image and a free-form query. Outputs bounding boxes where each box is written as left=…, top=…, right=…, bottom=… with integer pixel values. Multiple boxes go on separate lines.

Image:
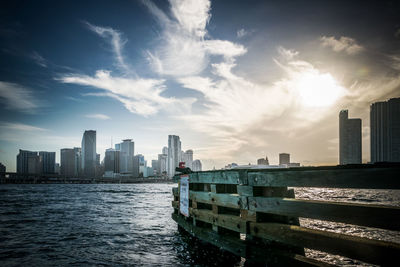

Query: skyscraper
left=370, top=97, right=400, bottom=163
left=61, top=148, right=75, bottom=176
left=39, top=151, right=55, bottom=174
left=104, top=148, right=120, bottom=177
left=279, top=153, right=290, bottom=165
left=184, top=149, right=193, bottom=170
left=119, top=139, right=134, bottom=174
left=17, top=150, right=40, bottom=174
left=81, top=130, right=96, bottom=177
left=133, top=154, right=145, bottom=178
left=168, top=135, right=181, bottom=177
left=158, top=153, right=167, bottom=176
left=339, top=110, right=362, bottom=165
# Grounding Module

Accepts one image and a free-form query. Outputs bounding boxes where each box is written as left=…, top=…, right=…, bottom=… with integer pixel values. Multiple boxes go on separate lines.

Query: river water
left=0, top=184, right=399, bottom=266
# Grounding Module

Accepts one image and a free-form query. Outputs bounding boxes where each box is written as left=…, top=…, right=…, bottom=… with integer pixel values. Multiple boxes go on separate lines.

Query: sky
left=1, top=0, right=400, bottom=172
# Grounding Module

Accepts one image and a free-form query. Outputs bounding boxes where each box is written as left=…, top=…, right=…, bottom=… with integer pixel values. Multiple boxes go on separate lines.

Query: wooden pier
left=171, top=164, right=400, bottom=266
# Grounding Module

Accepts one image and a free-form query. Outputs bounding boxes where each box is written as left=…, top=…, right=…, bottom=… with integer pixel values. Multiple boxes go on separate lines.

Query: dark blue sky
left=1, top=0, right=400, bottom=171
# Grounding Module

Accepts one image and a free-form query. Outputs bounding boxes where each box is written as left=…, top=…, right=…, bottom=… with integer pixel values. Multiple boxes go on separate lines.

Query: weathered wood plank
left=248, top=197, right=400, bottom=231
left=249, top=222, right=400, bottom=266
left=189, top=191, right=243, bottom=209
left=191, top=208, right=246, bottom=233
left=172, top=187, right=178, bottom=196
left=189, top=171, right=246, bottom=185
left=172, top=200, right=179, bottom=209
left=248, top=167, right=400, bottom=189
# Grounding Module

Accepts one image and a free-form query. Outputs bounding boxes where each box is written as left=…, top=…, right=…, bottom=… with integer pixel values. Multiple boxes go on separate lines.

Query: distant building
left=162, top=146, right=168, bottom=156
left=104, top=148, right=120, bottom=178
left=54, top=163, right=60, bottom=174
left=279, top=153, right=290, bottom=165
left=39, top=151, right=55, bottom=174
left=370, top=98, right=400, bottom=163
left=192, top=159, right=202, bottom=172
left=184, top=149, right=193, bottom=170
left=133, top=154, right=145, bottom=178
left=144, top=166, right=154, bottom=177
left=81, top=130, right=96, bottom=177
left=288, top=162, right=301, bottom=167
left=119, top=139, right=134, bottom=174
left=339, top=110, right=362, bottom=164
left=0, top=162, right=6, bottom=176
left=158, top=153, right=167, bottom=176
left=151, top=160, right=158, bottom=175
left=168, top=135, right=181, bottom=177
left=61, top=148, right=81, bottom=177
left=17, top=150, right=40, bottom=174
left=257, top=156, right=269, bottom=165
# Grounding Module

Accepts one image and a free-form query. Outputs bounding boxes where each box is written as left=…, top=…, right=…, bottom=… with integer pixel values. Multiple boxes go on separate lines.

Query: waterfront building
left=162, top=146, right=168, bottom=156
left=192, top=159, right=202, bottom=172
left=0, top=162, right=6, bottom=176
left=257, top=156, right=269, bottom=165
left=184, top=149, right=193, bottom=170
left=73, top=147, right=81, bottom=176
left=39, top=151, right=55, bottom=174
left=339, top=110, right=362, bottom=164
left=151, top=160, right=158, bottom=175
left=81, top=130, right=96, bottom=177
left=158, top=153, right=167, bottom=176
left=17, top=150, right=40, bottom=174
left=119, top=139, right=134, bottom=174
left=279, top=153, right=290, bottom=165
left=168, top=135, right=181, bottom=177
left=54, top=163, right=60, bottom=174
left=133, top=154, right=145, bottom=178
left=61, top=148, right=75, bottom=176
left=104, top=148, right=120, bottom=178
left=370, top=97, right=400, bottom=163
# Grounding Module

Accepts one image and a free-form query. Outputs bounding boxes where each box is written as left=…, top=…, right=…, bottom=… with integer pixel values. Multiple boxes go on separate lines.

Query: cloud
left=277, top=46, right=299, bottom=60
left=237, top=28, right=253, bottom=39
left=143, top=0, right=246, bottom=77
left=58, top=70, right=193, bottom=116
left=85, top=113, right=110, bottom=120
left=0, top=81, right=41, bottom=113
left=30, top=51, right=47, bottom=67
left=0, top=122, right=48, bottom=132
left=320, top=36, right=364, bottom=55
left=84, top=21, right=130, bottom=72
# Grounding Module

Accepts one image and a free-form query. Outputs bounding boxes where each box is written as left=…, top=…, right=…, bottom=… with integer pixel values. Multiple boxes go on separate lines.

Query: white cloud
left=320, top=36, right=364, bottom=55
left=277, top=46, right=299, bottom=60
left=143, top=0, right=246, bottom=77
left=85, top=113, right=110, bottom=120
left=58, top=70, right=193, bottom=116
left=84, top=21, right=130, bottom=72
left=0, top=81, right=41, bottom=113
left=236, top=28, right=247, bottom=38
left=30, top=51, right=47, bottom=67
left=0, top=122, right=48, bottom=132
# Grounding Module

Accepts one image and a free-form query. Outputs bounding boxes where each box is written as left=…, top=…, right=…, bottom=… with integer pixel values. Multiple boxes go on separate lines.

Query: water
left=0, top=184, right=399, bottom=266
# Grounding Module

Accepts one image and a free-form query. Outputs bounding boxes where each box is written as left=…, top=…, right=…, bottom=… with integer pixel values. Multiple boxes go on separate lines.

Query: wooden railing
left=171, top=164, right=400, bottom=266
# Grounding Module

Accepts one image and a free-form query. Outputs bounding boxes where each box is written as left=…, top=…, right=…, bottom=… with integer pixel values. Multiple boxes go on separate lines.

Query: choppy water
left=0, top=184, right=399, bottom=266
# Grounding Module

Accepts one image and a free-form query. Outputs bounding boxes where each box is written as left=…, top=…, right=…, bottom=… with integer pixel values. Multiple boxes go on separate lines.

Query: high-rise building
left=168, top=135, right=181, bottom=177
left=54, top=163, right=60, bottom=174
left=17, top=150, right=40, bottom=174
left=184, top=149, right=193, bottom=170
left=151, top=160, right=158, bottom=175
left=162, top=146, right=168, bottom=156
left=257, top=156, right=269, bottom=165
left=158, top=153, right=167, bottom=176
left=61, top=148, right=81, bottom=177
left=339, top=110, right=362, bottom=165
left=370, top=98, right=400, bottom=163
left=39, top=151, right=55, bottom=174
left=0, top=162, right=6, bottom=176
left=133, top=154, right=145, bottom=178
left=104, top=148, right=120, bottom=178
left=279, top=153, right=290, bottom=165
left=119, top=139, right=134, bottom=174
left=81, top=130, right=96, bottom=177
left=192, top=159, right=202, bottom=172
left=73, top=147, right=81, bottom=176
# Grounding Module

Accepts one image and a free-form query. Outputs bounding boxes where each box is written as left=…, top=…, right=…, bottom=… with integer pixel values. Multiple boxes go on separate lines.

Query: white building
left=192, top=159, right=202, bottom=172
left=168, top=135, right=181, bottom=177
left=158, top=153, right=167, bottom=176
left=183, top=149, right=193, bottom=170
left=119, top=139, right=134, bottom=174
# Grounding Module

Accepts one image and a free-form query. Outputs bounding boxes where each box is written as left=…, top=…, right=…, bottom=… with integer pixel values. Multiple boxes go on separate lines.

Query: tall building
left=279, top=153, right=290, bottom=165
left=17, top=150, right=40, bottom=174
left=133, top=154, right=145, bottom=177
left=184, top=149, right=193, bottom=169
left=39, top=151, right=55, bottom=174
left=158, top=153, right=167, bottom=176
left=162, top=146, right=168, bottom=155
left=61, top=148, right=74, bottom=176
left=0, top=162, right=6, bottom=176
left=119, top=139, right=134, bottom=174
left=192, top=159, right=202, bottom=172
left=339, top=110, right=362, bottom=165
left=370, top=98, right=400, bottom=163
left=151, top=160, right=158, bottom=175
left=73, top=147, right=81, bottom=176
left=257, top=156, right=269, bottom=165
left=81, top=130, right=96, bottom=177
left=168, top=135, right=181, bottom=177
left=104, top=148, right=120, bottom=178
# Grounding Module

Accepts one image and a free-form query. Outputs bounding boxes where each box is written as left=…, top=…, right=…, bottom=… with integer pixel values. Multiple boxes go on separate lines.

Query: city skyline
left=1, top=0, right=400, bottom=171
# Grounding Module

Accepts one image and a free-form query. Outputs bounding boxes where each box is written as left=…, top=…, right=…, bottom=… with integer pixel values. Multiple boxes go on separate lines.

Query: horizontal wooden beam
left=248, top=197, right=400, bottom=231
left=249, top=222, right=400, bottom=266
left=248, top=167, right=400, bottom=189
left=190, top=208, right=246, bottom=233
left=189, top=171, right=246, bottom=184
left=190, top=191, right=243, bottom=209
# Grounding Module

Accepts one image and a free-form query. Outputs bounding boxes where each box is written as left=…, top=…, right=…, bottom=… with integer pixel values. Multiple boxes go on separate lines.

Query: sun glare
left=295, top=72, right=346, bottom=107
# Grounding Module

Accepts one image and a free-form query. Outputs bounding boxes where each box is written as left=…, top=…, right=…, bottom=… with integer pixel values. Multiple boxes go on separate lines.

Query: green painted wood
left=190, top=191, right=243, bottom=209
left=188, top=170, right=246, bottom=185
left=172, top=213, right=333, bottom=266
left=248, top=167, right=400, bottom=189
left=237, top=185, right=253, bottom=196
left=248, top=197, right=400, bottom=231
left=191, top=208, right=246, bottom=233
left=249, top=222, right=400, bottom=266
left=172, top=187, right=178, bottom=196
